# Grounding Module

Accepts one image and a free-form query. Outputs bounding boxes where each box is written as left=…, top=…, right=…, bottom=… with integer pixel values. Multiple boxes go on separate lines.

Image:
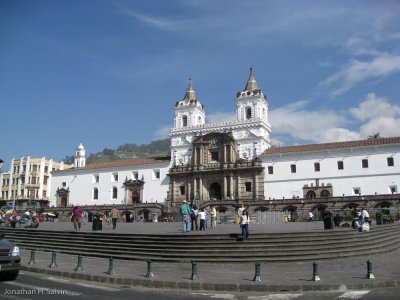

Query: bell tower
left=74, top=143, right=86, bottom=168
left=170, top=79, right=205, bottom=166
left=234, top=67, right=271, bottom=159
left=236, top=67, right=269, bottom=124
left=173, top=78, right=205, bottom=129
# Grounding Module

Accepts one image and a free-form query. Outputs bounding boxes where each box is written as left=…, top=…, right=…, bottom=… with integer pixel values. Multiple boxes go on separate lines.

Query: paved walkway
left=18, top=221, right=400, bottom=292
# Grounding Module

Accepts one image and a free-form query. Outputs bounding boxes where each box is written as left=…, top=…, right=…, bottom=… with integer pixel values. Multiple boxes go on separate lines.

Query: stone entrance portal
left=123, top=179, right=145, bottom=204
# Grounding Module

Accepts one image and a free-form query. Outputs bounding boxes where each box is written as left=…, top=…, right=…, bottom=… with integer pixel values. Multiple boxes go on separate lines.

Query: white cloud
left=118, top=7, right=187, bottom=30
left=270, top=93, right=399, bottom=145
left=359, top=117, right=400, bottom=138
left=349, top=93, right=400, bottom=138
left=350, top=93, right=400, bottom=121
left=320, top=53, right=400, bottom=97
left=154, top=125, right=171, bottom=140
left=269, top=100, right=355, bottom=143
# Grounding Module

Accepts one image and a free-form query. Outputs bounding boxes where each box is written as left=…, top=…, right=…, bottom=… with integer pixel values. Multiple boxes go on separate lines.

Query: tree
left=368, top=133, right=382, bottom=140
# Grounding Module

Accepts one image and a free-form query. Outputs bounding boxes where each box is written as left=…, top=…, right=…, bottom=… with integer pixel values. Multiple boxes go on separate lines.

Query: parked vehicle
left=0, top=233, right=21, bottom=281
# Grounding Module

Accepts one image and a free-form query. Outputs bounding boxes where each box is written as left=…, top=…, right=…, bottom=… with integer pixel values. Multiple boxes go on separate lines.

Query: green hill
left=63, top=139, right=170, bottom=164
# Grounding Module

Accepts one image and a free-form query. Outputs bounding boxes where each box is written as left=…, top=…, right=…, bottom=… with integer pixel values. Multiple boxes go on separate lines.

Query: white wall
left=50, top=162, right=170, bottom=207
left=262, top=145, right=400, bottom=199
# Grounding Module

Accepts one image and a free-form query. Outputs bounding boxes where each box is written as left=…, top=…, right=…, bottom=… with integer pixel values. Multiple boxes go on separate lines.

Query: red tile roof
left=53, top=157, right=170, bottom=173
left=263, top=137, right=400, bottom=155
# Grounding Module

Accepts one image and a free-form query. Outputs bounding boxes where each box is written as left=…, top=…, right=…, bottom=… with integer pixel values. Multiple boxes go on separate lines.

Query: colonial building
left=263, top=138, right=399, bottom=200
left=48, top=68, right=400, bottom=221
left=0, top=156, right=71, bottom=209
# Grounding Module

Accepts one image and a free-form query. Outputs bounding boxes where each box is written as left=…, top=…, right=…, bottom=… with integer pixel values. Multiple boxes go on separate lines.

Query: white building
left=49, top=68, right=400, bottom=208
left=262, top=138, right=399, bottom=200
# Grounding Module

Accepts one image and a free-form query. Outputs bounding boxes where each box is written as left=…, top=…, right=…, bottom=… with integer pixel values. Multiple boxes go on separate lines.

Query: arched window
left=246, top=107, right=252, bottom=120
left=182, top=115, right=188, bottom=127
left=306, top=190, right=316, bottom=198
left=93, top=188, right=98, bottom=200
left=112, top=187, right=118, bottom=199
left=320, top=190, right=330, bottom=198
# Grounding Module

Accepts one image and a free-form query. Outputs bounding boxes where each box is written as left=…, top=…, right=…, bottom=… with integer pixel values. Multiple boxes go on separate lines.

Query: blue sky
left=1, top=0, right=400, bottom=170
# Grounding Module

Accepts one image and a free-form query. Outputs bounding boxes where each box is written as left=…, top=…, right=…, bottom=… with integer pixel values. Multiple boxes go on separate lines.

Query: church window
left=210, top=151, right=219, bottom=162
left=93, top=188, right=99, bottom=200
left=112, top=172, right=118, bottom=182
left=387, top=157, right=394, bottom=166
left=245, top=182, right=252, bottom=192
left=362, top=159, right=369, bottom=168
left=153, top=169, right=160, bottom=180
left=112, top=187, right=117, bottom=199
left=314, top=162, right=320, bottom=172
left=337, top=161, right=344, bottom=170
left=196, top=148, right=201, bottom=165
left=246, top=107, right=252, bottom=120
left=268, top=166, right=273, bottom=174
left=180, top=185, right=186, bottom=195
left=93, top=174, right=99, bottom=183
left=290, top=164, right=296, bottom=173
left=182, top=115, right=188, bottom=127
left=225, top=145, right=231, bottom=162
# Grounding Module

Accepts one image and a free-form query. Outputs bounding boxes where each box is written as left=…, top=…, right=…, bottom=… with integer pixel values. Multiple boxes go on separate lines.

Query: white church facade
left=50, top=69, right=400, bottom=214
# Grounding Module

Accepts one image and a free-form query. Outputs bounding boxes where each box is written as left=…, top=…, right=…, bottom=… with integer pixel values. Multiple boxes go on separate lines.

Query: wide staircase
left=1, top=223, right=399, bottom=263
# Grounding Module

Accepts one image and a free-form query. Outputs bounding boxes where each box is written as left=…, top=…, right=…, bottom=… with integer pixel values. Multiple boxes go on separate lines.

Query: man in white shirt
left=308, top=211, right=313, bottom=222
left=361, top=207, right=370, bottom=223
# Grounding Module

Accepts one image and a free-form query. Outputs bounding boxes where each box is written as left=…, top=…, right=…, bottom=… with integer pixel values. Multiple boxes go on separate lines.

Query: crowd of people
left=0, top=208, right=51, bottom=228
left=180, top=200, right=250, bottom=241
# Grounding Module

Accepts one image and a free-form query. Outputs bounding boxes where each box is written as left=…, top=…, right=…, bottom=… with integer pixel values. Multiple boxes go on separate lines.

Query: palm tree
left=368, top=133, right=381, bottom=140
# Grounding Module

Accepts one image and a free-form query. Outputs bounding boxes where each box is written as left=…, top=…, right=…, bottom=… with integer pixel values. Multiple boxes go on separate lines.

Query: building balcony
left=25, top=183, right=40, bottom=188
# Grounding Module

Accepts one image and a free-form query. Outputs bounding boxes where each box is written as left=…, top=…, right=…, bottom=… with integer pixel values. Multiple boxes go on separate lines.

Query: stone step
left=3, top=223, right=399, bottom=263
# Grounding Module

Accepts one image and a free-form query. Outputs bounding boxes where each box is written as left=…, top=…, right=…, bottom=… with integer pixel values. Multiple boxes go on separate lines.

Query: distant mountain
left=62, top=139, right=170, bottom=164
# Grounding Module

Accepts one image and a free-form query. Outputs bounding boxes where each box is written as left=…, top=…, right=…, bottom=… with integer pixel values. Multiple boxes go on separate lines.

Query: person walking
left=240, top=209, right=250, bottom=241
left=210, top=205, right=217, bottom=228
left=180, top=200, right=191, bottom=232
left=72, top=206, right=83, bottom=232
left=110, top=206, right=120, bottom=230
